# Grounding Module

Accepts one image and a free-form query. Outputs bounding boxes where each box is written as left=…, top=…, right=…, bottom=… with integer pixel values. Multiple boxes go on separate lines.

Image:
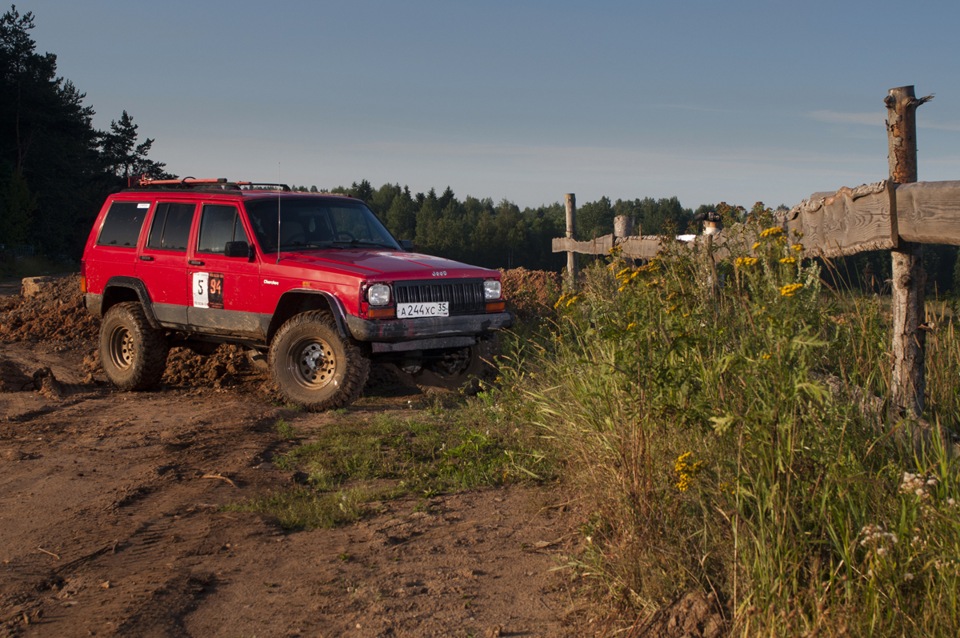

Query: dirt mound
left=0, top=275, right=272, bottom=392
left=500, top=267, right=561, bottom=320
left=0, top=274, right=97, bottom=344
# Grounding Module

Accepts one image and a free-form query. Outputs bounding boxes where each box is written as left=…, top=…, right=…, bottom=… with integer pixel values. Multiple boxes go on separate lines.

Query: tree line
left=313, top=180, right=701, bottom=271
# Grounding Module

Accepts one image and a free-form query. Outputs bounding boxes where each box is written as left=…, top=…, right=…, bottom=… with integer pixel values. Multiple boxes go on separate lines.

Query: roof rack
left=134, top=177, right=292, bottom=192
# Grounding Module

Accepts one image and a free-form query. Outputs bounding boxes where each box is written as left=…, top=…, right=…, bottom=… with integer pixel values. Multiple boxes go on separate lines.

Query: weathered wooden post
left=886, top=85, right=933, bottom=419
left=564, top=193, right=578, bottom=289
left=613, top=215, right=634, bottom=240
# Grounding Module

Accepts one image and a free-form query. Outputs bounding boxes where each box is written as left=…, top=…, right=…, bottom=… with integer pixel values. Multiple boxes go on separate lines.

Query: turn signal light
left=485, top=301, right=506, bottom=313
left=367, top=307, right=396, bottom=319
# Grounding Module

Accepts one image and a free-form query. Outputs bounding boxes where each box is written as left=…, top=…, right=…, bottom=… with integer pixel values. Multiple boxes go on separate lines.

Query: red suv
left=81, top=178, right=510, bottom=409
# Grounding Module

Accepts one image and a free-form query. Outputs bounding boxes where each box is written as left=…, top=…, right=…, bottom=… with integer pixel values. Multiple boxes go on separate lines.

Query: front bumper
left=344, top=311, right=512, bottom=351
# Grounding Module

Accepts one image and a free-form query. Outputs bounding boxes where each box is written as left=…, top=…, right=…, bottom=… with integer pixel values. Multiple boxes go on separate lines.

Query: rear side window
left=96, top=202, right=150, bottom=247
left=197, top=205, right=249, bottom=254
left=147, top=203, right=195, bottom=251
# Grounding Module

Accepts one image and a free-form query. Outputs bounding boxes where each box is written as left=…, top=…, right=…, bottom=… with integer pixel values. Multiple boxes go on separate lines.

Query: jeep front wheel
left=99, top=301, right=169, bottom=391
left=269, top=311, right=369, bottom=410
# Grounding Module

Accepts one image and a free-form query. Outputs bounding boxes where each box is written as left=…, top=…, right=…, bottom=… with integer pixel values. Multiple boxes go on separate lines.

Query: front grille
left=394, top=279, right=485, bottom=316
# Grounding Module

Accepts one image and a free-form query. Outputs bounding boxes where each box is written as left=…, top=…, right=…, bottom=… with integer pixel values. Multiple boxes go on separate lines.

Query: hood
left=276, top=249, right=498, bottom=281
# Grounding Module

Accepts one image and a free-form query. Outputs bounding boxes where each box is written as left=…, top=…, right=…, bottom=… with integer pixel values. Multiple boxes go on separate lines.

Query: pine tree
left=100, top=110, right=168, bottom=182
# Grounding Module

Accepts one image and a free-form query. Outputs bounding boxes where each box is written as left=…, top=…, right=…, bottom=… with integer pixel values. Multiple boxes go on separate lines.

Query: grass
left=229, top=402, right=555, bottom=531
left=485, top=215, right=960, bottom=635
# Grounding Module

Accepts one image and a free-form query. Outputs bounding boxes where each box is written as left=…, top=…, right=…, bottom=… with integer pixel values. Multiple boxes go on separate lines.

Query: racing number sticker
left=192, top=272, right=224, bottom=309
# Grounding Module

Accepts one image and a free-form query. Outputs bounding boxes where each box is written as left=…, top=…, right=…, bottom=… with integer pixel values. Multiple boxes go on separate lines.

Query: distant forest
left=3, top=5, right=959, bottom=293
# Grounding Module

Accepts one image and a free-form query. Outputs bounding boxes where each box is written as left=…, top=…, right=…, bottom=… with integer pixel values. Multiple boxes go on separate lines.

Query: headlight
left=367, top=283, right=391, bottom=306
left=483, top=279, right=502, bottom=301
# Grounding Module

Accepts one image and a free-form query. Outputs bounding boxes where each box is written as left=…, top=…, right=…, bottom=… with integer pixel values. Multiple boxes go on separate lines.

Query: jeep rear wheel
left=269, top=311, right=369, bottom=410
left=100, top=302, right=169, bottom=391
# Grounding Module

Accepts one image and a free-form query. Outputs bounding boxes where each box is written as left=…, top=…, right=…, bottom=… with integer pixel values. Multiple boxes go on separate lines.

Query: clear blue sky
left=25, top=0, right=960, bottom=210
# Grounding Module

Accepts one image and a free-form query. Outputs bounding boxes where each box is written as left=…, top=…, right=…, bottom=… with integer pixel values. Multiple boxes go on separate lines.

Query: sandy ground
left=0, top=277, right=600, bottom=638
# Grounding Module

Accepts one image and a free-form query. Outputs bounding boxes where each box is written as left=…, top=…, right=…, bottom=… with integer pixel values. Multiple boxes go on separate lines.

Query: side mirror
left=225, top=240, right=253, bottom=259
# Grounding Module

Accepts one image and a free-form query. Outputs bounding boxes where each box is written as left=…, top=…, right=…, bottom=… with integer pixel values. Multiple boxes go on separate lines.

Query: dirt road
left=0, top=279, right=594, bottom=637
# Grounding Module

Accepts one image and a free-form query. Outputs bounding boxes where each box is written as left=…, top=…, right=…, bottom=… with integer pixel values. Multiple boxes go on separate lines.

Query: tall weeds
left=498, top=217, right=960, bottom=635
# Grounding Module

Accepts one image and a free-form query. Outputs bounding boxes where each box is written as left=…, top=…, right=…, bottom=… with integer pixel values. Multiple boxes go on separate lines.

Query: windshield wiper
left=330, top=239, right=398, bottom=249
left=278, top=241, right=335, bottom=251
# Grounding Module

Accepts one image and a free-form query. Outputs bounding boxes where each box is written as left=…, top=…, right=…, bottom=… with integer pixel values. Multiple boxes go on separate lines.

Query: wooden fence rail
left=553, top=179, right=960, bottom=262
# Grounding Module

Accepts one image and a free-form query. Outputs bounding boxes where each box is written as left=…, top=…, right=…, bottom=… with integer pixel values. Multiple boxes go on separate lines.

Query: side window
left=197, top=205, right=249, bottom=254
left=147, top=203, right=195, bottom=251
left=96, top=202, right=150, bottom=247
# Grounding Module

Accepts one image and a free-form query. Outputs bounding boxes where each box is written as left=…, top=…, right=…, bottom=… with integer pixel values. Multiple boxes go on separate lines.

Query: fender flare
left=102, top=277, right=161, bottom=329
left=268, top=289, right=351, bottom=342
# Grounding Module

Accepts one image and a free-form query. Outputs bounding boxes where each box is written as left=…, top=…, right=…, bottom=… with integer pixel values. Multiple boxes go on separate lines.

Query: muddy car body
left=81, top=179, right=511, bottom=409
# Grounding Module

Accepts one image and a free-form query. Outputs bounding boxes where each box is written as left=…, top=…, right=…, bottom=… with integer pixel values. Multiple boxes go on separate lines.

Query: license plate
left=397, top=302, right=449, bottom=318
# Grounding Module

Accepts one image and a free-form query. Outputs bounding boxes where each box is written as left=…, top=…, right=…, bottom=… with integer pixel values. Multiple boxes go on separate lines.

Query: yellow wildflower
left=779, top=256, right=796, bottom=265
left=674, top=451, right=704, bottom=492
left=553, top=293, right=579, bottom=309
left=792, top=243, right=803, bottom=252
left=760, top=226, right=784, bottom=238
left=779, top=283, right=804, bottom=297
left=735, top=256, right=758, bottom=268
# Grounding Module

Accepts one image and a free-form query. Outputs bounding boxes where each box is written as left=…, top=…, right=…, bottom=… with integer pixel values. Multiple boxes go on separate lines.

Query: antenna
left=276, top=162, right=282, bottom=264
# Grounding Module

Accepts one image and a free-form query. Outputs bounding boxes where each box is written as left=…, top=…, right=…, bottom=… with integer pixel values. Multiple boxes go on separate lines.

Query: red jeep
left=80, top=178, right=511, bottom=409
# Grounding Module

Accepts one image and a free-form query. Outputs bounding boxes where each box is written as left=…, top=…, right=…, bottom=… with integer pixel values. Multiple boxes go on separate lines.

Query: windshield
left=245, top=196, right=401, bottom=254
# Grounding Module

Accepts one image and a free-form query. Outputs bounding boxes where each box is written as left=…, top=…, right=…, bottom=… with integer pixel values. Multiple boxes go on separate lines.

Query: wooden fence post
left=564, top=193, right=578, bottom=289
left=886, top=85, right=933, bottom=419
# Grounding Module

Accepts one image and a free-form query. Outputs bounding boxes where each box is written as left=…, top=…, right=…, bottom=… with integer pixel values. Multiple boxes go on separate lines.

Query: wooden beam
left=552, top=234, right=614, bottom=255
left=619, top=236, right=665, bottom=260
left=895, top=180, right=960, bottom=245
left=782, top=181, right=896, bottom=258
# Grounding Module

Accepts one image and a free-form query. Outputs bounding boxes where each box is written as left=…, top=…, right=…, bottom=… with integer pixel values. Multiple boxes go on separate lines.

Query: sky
left=23, top=0, right=960, bottom=210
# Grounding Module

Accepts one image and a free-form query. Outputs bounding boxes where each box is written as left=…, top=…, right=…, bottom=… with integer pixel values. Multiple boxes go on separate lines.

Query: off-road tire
left=99, top=301, right=169, bottom=391
left=269, top=311, right=369, bottom=410
left=409, top=336, right=498, bottom=394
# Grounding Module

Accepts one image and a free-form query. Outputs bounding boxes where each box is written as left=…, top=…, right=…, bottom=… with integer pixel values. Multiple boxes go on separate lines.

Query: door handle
left=139, top=255, right=154, bottom=261
left=189, top=259, right=204, bottom=266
